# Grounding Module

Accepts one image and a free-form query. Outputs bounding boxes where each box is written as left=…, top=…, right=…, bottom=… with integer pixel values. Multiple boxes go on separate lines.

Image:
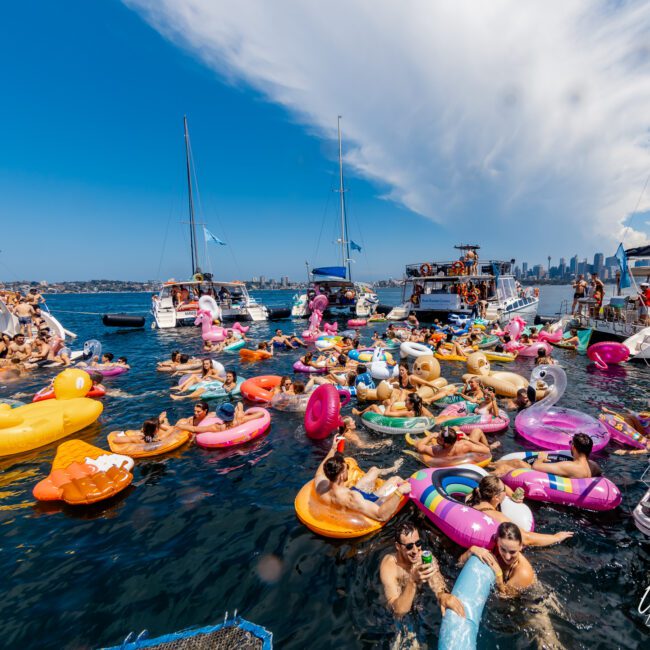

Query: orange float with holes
left=33, top=440, right=134, bottom=505
left=241, top=375, right=282, bottom=403
left=239, top=348, right=273, bottom=362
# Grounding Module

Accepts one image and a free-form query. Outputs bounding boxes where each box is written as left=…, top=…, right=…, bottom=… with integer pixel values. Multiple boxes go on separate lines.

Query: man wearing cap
left=177, top=401, right=264, bottom=433
left=638, top=282, right=650, bottom=325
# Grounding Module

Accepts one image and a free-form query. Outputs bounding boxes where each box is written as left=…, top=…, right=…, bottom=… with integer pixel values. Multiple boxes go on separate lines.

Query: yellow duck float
left=0, top=369, right=103, bottom=457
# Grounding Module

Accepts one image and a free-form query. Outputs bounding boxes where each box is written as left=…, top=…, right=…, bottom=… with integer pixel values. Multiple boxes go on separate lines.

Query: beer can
left=421, top=550, right=433, bottom=564
left=335, top=435, right=345, bottom=453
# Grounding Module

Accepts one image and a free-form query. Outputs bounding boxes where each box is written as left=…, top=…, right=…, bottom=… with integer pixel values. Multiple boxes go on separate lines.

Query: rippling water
left=1, top=288, right=649, bottom=649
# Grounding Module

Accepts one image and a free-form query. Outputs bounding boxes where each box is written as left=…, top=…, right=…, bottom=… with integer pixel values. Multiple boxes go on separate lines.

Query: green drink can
left=421, top=550, right=433, bottom=564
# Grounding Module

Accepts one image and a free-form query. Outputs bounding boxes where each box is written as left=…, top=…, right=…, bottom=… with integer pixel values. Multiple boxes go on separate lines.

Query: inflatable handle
left=439, top=555, right=495, bottom=650
left=338, top=390, right=351, bottom=408
left=591, top=351, right=607, bottom=370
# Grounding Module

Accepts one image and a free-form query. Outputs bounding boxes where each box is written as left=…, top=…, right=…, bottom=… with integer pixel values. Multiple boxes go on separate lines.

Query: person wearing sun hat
left=211, top=401, right=264, bottom=431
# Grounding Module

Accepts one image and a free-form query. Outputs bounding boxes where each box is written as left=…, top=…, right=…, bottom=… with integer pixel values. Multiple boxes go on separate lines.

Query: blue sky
left=1, top=1, right=649, bottom=282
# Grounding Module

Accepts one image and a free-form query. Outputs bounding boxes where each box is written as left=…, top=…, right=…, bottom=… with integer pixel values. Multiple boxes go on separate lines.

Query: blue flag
left=350, top=240, right=362, bottom=252
left=615, top=243, right=630, bottom=288
left=204, top=226, right=226, bottom=246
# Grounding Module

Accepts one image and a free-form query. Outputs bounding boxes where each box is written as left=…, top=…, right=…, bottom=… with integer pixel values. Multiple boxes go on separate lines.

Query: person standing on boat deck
left=14, top=299, right=35, bottom=335
left=571, top=274, right=587, bottom=314
left=380, top=522, right=465, bottom=618
left=638, top=282, right=650, bottom=325
left=591, top=273, right=605, bottom=318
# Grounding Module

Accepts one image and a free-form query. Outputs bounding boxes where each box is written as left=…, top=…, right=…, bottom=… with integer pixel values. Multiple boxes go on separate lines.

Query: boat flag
left=350, top=240, right=362, bottom=252
left=615, top=243, right=630, bottom=289
left=204, top=227, right=226, bottom=246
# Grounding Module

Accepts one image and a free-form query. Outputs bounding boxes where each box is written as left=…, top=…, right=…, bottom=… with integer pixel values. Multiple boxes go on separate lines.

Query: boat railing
left=404, top=260, right=510, bottom=279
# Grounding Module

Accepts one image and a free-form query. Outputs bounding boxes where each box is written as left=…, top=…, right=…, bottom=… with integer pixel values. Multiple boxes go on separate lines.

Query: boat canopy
left=625, top=245, right=650, bottom=258
left=312, top=266, right=347, bottom=279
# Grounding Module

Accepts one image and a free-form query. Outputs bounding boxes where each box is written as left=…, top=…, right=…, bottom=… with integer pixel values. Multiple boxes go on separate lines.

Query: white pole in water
left=337, top=116, right=352, bottom=282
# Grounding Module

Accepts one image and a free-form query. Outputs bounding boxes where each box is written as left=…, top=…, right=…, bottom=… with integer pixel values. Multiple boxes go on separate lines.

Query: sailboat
left=291, top=117, right=378, bottom=318
left=151, top=117, right=268, bottom=328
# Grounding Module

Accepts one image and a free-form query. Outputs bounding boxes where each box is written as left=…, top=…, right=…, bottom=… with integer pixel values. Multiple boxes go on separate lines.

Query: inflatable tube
left=239, top=348, right=272, bottom=362
left=293, top=360, right=327, bottom=374
left=409, top=465, right=533, bottom=548
left=294, top=457, right=407, bottom=538
left=537, top=329, right=563, bottom=344
left=400, top=341, right=432, bottom=359
left=478, top=335, right=500, bottom=349
left=198, top=295, right=221, bottom=320
left=94, top=366, right=128, bottom=377
left=435, top=352, right=468, bottom=363
left=438, top=402, right=510, bottom=433
left=404, top=449, right=491, bottom=469
left=361, top=412, right=435, bottom=435
left=267, top=307, right=291, bottom=320
left=33, top=440, right=133, bottom=505
left=515, top=366, right=609, bottom=451
left=304, top=384, right=350, bottom=440
left=33, top=384, right=106, bottom=402
left=499, top=451, right=621, bottom=511
left=483, top=350, right=516, bottom=363
left=587, top=341, right=630, bottom=369
left=185, top=377, right=244, bottom=399
left=347, top=319, right=367, bottom=328
left=598, top=412, right=647, bottom=449
left=506, top=341, right=552, bottom=358
left=349, top=348, right=395, bottom=364
left=633, top=487, right=650, bottom=536
left=241, top=375, right=281, bottom=403
left=107, top=429, right=190, bottom=458
left=224, top=340, right=245, bottom=352
left=195, top=408, right=271, bottom=449
left=270, top=392, right=311, bottom=412
left=102, top=313, right=145, bottom=328
left=439, top=556, right=495, bottom=650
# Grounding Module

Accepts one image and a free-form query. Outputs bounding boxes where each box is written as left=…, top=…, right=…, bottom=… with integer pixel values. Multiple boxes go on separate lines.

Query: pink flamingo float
left=194, top=310, right=249, bottom=343
left=302, top=295, right=338, bottom=342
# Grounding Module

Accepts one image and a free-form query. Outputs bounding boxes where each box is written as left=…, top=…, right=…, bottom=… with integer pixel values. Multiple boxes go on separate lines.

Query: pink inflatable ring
left=499, top=451, right=621, bottom=511
left=587, top=342, right=630, bottom=369
left=304, top=384, right=351, bottom=440
left=195, top=408, right=270, bottom=449
left=598, top=412, right=647, bottom=449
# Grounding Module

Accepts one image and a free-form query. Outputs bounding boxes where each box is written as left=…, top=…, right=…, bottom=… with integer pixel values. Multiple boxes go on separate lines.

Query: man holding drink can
left=380, top=522, right=465, bottom=618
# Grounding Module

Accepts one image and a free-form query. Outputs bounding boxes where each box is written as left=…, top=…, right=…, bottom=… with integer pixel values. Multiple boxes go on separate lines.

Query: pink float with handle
left=304, top=384, right=350, bottom=440
left=587, top=341, right=629, bottom=369
left=515, top=365, right=610, bottom=451
left=347, top=319, right=367, bottom=328
left=195, top=407, right=270, bottom=448
left=499, top=451, right=621, bottom=511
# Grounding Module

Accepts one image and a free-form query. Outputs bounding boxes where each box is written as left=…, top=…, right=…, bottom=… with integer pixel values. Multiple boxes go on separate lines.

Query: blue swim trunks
left=351, top=486, right=379, bottom=502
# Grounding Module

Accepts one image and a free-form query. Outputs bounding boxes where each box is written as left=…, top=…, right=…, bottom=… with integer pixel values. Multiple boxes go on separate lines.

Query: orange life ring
left=420, top=263, right=432, bottom=276
left=451, top=261, right=465, bottom=275
left=466, top=290, right=479, bottom=306
left=534, top=288, right=540, bottom=298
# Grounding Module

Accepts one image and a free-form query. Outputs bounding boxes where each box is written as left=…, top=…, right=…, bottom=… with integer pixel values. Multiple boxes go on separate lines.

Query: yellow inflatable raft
left=0, top=369, right=103, bottom=457
left=107, top=428, right=190, bottom=458
left=294, top=458, right=407, bottom=538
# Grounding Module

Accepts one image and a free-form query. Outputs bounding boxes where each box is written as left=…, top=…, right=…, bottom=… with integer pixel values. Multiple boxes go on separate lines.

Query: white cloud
left=126, top=0, right=650, bottom=252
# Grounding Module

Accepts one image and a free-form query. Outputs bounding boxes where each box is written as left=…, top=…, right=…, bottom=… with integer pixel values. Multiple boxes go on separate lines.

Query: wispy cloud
left=126, top=0, right=650, bottom=252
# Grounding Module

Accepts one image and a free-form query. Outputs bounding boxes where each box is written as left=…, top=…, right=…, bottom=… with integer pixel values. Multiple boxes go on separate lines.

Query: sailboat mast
left=184, top=115, right=200, bottom=276
left=337, top=116, right=352, bottom=282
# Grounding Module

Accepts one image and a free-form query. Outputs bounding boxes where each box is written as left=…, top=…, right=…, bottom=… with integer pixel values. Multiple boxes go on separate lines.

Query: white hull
left=623, top=327, right=650, bottom=360
left=0, top=300, right=75, bottom=340
left=291, top=292, right=377, bottom=318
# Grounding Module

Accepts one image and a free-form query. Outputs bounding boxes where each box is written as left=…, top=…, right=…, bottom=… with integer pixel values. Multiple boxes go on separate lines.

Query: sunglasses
left=398, top=539, right=423, bottom=551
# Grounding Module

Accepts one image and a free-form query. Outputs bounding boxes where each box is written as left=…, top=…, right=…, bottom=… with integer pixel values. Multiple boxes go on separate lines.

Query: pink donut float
left=94, top=366, right=128, bottom=377
left=347, top=319, right=367, bottom=328
left=506, top=340, right=552, bottom=358
left=293, top=360, right=327, bottom=374
left=438, top=402, right=510, bottom=433
left=515, top=365, right=610, bottom=451
left=409, top=465, right=534, bottom=549
left=537, top=329, right=563, bottom=344
left=304, top=384, right=351, bottom=440
left=499, top=451, right=621, bottom=511
left=587, top=342, right=630, bottom=369
left=195, top=408, right=270, bottom=449
left=598, top=412, right=647, bottom=449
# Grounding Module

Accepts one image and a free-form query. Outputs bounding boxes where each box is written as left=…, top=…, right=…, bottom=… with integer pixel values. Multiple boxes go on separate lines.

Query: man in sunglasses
left=380, top=522, right=465, bottom=618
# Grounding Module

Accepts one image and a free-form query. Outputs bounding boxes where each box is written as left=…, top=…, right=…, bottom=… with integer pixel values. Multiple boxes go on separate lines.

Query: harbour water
left=1, top=287, right=649, bottom=649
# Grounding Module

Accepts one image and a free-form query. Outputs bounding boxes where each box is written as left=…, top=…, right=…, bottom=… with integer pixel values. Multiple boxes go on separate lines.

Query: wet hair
left=89, top=372, right=103, bottom=384
left=258, top=341, right=268, bottom=350
left=503, top=334, right=511, bottom=343
left=357, top=364, right=368, bottom=374
left=303, top=352, right=313, bottom=363
left=570, top=329, right=577, bottom=336
left=352, top=339, right=360, bottom=349
left=171, top=351, right=180, bottom=362
left=293, top=381, right=305, bottom=394
left=280, top=375, right=292, bottom=387
left=406, top=393, right=423, bottom=417
left=572, top=432, right=593, bottom=457
left=497, top=521, right=522, bottom=544
left=225, top=369, right=237, bottom=381
left=179, top=354, right=189, bottom=363
left=346, top=372, right=356, bottom=386
left=118, top=356, right=127, bottom=364
left=103, top=353, right=114, bottom=362
left=441, top=427, right=457, bottom=446
left=394, top=521, right=419, bottom=543
left=468, top=475, right=503, bottom=506
left=399, top=361, right=409, bottom=373
left=337, top=354, right=347, bottom=366
left=201, top=359, right=212, bottom=376
left=494, top=344, right=504, bottom=353
left=537, top=349, right=546, bottom=358
left=445, top=332, right=454, bottom=343
left=323, top=453, right=346, bottom=481
left=195, top=401, right=209, bottom=413
left=142, top=418, right=159, bottom=443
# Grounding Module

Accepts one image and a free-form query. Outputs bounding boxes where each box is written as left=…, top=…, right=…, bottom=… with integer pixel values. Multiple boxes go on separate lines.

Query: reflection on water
left=0, top=289, right=649, bottom=649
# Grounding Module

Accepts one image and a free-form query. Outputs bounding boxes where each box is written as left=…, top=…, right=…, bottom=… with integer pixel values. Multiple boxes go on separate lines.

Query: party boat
left=151, top=117, right=268, bottom=329
left=291, top=117, right=378, bottom=318
left=387, top=244, right=538, bottom=323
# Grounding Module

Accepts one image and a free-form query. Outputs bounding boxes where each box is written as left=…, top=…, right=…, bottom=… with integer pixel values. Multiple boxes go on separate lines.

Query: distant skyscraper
left=593, top=252, right=604, bottom=275
left=559, top=258, right=567, bottom=277
left=281, top=276, right=289, bottom=288
left=570, top=255, right=578, bottom=275
left=259, top=275, right=266, bottom=287
left=522, top=262, right=528, bottom=276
